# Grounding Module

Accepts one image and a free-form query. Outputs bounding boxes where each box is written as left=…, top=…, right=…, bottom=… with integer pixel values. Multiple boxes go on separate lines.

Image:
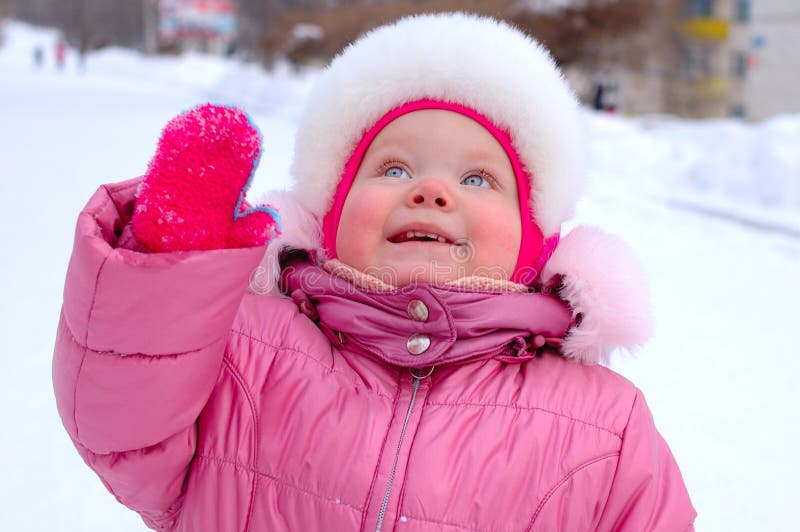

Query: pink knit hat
left=320, top=98, right=560, bottom=284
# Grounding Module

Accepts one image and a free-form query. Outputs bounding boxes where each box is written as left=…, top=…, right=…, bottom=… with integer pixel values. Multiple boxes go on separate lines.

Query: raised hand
left=132, top=103, right=280, bottom=252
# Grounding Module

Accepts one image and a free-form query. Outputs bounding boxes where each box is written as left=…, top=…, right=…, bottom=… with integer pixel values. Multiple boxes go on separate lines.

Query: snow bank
left=585, top=112, right=800, bottom=235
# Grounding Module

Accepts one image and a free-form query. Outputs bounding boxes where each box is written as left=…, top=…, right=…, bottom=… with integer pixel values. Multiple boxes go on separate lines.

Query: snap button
left=532, top=334, right=546, bottom=349
left=407, top=299, right=429, bottom=322
left=406, top=333, right=431, bottom=355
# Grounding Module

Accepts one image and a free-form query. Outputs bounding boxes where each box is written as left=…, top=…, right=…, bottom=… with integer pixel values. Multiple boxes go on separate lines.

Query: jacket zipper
left=374, top=369, right=430, bottom=532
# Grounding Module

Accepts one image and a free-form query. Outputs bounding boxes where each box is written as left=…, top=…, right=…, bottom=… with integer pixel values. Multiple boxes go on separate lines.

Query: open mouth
left=387, top=230, right=454, bottom=244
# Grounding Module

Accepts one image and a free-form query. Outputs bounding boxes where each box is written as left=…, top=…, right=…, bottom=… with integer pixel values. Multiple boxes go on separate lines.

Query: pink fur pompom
left=541, top=225, right=653, bottom=364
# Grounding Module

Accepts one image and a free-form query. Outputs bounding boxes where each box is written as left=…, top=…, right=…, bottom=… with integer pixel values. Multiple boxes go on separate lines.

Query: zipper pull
left=409, top=366, right=435, bottom=380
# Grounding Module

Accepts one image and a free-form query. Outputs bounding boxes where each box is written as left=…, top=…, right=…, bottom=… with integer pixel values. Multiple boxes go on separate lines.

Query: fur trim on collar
left=540, top=226, right=653, bottom=364
left=249, top=190, right=322, bottom=296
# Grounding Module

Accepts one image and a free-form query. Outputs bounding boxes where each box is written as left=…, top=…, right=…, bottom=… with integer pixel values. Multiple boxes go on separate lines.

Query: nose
left=406, top=178, right=454, bottom=211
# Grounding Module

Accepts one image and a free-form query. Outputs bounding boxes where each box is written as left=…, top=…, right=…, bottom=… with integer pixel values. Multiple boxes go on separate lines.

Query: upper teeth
left=406, top=231, right=447, bottom=243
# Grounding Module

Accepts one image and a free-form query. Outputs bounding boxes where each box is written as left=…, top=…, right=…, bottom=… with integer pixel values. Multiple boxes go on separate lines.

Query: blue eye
left=462, top=174, right=491, bottom=188
left=384, top=166, right=410, bottom=179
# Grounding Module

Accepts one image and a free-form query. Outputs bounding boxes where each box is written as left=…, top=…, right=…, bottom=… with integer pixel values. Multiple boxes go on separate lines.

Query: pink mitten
left=131, top=103, right=280, bottom=252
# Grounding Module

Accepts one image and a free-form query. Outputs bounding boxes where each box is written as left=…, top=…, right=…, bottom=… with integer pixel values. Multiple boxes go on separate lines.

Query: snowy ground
left=1, top=20, right=799, bottom=531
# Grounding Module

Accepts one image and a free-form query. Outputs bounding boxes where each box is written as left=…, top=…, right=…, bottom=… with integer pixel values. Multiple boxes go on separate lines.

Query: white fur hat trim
left=289, top=12, right=586, bottom=237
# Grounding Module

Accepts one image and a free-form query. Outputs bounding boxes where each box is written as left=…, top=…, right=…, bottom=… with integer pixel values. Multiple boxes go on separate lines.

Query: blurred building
left=665, top=0, right=751, bottom=118
left=1, top=0, right=236, bottom=55
left=577, top=0, right=800, bottom=120
left=745, top=0, right=800, bottom=120
left=155, top=0, right=237, bottom=54
left=668, top=0, right=800, bottom=120
left=5, top=0, right=798, bottom=119
left=566, top=0, right=748, bottom=119
left=1, top=0, right=146, bottom=50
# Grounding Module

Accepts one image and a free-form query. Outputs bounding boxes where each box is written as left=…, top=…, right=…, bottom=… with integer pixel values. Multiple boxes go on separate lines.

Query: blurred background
left=2, top=0, right=799, bottom=120
left=1, top=1, right=799, bottom=531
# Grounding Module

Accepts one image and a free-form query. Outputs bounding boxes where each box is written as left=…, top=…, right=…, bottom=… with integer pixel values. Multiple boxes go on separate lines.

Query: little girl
left=53, top=13, right=696, bottom=531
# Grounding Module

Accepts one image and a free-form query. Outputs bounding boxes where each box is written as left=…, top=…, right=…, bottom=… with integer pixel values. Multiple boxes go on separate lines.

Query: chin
left=398, top=270, right=458, bottom=287
left=361, top=260, right=468, bottom=287
left=351, top=250, right=514, bottom=286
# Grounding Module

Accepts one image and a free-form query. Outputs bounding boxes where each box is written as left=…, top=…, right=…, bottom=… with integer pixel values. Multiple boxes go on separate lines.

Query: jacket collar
left=281, top=259, right=574, bottom=369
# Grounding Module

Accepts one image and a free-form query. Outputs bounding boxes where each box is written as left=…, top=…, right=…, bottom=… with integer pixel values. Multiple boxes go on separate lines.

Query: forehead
left=366, top=109, right=511, bottom=165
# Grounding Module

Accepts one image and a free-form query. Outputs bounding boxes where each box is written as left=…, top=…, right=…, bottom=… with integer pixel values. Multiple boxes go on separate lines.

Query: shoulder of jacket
left=526, top=352, right=640, bottom=438
left=231, top=293, right=295, bottom=341
left=229, top=293, right=330, bottom=357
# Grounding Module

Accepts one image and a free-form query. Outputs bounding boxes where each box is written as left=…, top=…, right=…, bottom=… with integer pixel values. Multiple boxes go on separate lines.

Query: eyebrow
left=460, top=147, right=510, bottom=166
left=363, top=142, right=415, bottom=165
left=367, top=133, right=415, bottom=153
left=369, top=134, right=510, bottom=166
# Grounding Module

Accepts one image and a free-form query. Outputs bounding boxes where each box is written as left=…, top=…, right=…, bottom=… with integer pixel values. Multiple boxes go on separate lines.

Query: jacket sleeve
left=596, top=389, right=697, bottom=532
left=52, top=177, right=268, bottom=529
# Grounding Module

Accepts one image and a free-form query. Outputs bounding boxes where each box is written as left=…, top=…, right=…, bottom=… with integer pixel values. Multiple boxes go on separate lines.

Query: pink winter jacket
left=53, top=178, right=696, bottom=531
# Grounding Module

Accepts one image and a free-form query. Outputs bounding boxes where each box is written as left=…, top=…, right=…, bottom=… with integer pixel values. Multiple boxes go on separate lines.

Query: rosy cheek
left=469, top=205, right=521, bottom=272
left=336, top=188, right=389, bottom=266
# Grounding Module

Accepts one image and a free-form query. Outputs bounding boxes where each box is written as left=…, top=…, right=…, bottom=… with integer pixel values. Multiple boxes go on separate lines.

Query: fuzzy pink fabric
left=248, top=190, right=323, bottom=296
left=541, top=226, right=654, bottom=364
left=132, top=103, right=280, bottom=252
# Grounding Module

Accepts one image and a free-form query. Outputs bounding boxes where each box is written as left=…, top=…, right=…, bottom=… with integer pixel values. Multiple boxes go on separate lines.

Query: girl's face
left=336, top=110, right=522, bottom=286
